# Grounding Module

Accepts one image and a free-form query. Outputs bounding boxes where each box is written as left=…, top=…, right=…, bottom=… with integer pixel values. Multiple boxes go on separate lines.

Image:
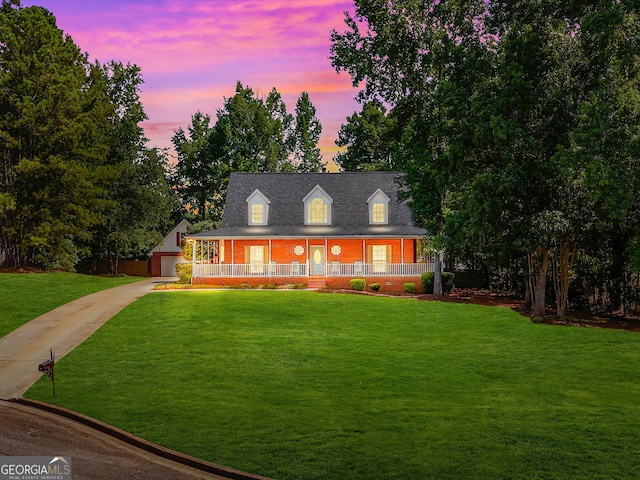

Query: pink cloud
left=22, top=0, right=360, bottom=164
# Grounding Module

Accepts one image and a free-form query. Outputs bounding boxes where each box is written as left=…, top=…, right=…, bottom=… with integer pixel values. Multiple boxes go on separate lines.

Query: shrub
left=421, top=272, right=434, bottom=293
left=350, top=278, right=366, bottom=291
left=369, top=283, right=381, bottom=292
left=404, top=282, right=416, bottom=294
left=178, top=274, right=192, bottom=284
left=175, top=263, right=192, bottom=278
left=442, top=272, right=455, bottom=293
left=421, top=272, right=455, bottom=294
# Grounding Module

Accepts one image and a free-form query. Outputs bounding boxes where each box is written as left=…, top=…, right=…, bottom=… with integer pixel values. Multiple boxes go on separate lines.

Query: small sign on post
left=38, top=349, right=55, bottom=397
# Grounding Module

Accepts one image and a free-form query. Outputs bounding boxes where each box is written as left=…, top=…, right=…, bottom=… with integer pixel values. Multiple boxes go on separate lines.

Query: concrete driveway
left=0, top=279, right=158, bottom=399
left=0, top=277, right=272, bottom=480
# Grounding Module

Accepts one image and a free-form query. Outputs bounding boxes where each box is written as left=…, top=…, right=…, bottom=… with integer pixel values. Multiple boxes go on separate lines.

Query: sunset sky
left=23, top=0, right=361, bottom=164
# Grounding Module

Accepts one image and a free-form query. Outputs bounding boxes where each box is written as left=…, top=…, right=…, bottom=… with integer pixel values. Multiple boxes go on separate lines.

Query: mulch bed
left=416, top=288, right=640, bottom=333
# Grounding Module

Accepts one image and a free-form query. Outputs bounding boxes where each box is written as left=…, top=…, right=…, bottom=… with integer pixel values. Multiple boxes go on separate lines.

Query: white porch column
left=306, top=238, right=309, bottom=276
left=192, top=240, right=196, bottom=276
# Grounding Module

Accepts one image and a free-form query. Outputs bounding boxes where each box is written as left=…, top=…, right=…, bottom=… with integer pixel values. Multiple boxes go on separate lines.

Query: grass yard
left=0, top=272, right=144, bottom=337
left=26, top=290, right=640, bottom=479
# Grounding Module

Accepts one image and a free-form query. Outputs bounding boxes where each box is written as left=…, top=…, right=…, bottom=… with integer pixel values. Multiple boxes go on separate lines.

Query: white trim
left=188, top=234, right=421, bottom=241
left=366, top=189, right=390, bottom=225
left=246, top=189, right=270, bottom=226
left=303, top=185, right=333, bottom=225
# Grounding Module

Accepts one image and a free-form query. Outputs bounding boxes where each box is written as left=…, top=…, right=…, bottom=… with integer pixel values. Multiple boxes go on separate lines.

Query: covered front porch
left=188, top=236, right=434, bottom=292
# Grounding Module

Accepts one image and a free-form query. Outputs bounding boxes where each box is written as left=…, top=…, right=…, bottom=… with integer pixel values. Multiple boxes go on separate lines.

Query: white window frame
left=367, top=189, right=390, bottom=225
left=303, top=185, right=333, bottom=225
left=246, top=189, right=270, bottom=226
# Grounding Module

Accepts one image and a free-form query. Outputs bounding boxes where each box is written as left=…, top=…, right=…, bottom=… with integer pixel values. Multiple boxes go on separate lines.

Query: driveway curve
left=0, top=278, right=272, bottom=480
left=0, top=278, right=158, bottom=399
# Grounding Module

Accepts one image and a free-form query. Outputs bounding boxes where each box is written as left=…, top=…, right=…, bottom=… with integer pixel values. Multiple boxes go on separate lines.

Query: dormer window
left=367, top=189, right=390, bottom=225
left=251, top=204, right=265, bottom=224
left=303, top=185, right=332, bottom=225
left=246, top=189, right=270, bottom=225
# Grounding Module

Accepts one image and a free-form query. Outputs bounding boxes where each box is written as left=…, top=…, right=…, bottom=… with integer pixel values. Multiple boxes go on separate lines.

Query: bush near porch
left=421, top=271, right=455, bottom=294
left=192, top=275, right=425, bottom=293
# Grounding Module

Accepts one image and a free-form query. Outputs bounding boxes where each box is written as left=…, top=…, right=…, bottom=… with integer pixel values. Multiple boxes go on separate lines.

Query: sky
left=22, top=0, right=361, bottom=165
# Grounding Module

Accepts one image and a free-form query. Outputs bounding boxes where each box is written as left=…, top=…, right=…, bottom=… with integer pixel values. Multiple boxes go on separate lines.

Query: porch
left=192, top=261, right=434, bottom=278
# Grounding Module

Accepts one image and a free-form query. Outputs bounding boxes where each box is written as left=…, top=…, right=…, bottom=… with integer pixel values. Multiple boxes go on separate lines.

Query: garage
left=161, top=255, right=187, bottom=277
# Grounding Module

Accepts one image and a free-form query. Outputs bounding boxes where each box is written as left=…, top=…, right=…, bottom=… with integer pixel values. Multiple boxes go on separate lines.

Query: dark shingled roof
left=192, top=171, right=428, bottom=238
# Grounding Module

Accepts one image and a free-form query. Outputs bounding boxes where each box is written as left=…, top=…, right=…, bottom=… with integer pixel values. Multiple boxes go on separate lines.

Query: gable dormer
left=367, top=189, right=390, bottom=225
left=303, top=185, right=332, bottom=225
left=246, top=189, right=270, bottom=225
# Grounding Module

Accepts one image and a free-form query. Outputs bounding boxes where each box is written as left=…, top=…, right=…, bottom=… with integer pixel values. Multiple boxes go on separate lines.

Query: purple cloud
left=22, top=0, right=360, bottom=164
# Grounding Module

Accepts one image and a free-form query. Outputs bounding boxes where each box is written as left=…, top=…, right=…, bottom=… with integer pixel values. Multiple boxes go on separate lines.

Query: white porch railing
left=193, top=262, right=433, bottom=278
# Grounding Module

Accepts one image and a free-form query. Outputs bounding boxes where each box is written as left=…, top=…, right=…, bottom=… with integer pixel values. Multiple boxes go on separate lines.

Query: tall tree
left=264, top=88, right=295, bottom=172
left=90, top=61, right=176, bottom=273
left=568, top=4, right=640, bottom=314
left=99, top=61, right=147, bottom=166
left=331, top=0, right=489, bottom=296
left=171, top=111, right=222, bottom=221
left=0, top=0, right=112, bottom=270
left=102, top=148, right=175, bottom=274
left=292, top=91, right=323, bottom=172
left=473, top=1, right=640, bottom=317
left=211, top=82, right=296, bottom=174
left=332, top=0, right=640, bottom=317
left=334, top=100, right=395, bottom=172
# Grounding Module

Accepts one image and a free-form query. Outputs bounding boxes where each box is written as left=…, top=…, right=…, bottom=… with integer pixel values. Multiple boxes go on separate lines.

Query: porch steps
left=307, top=277, right=327, bottom=289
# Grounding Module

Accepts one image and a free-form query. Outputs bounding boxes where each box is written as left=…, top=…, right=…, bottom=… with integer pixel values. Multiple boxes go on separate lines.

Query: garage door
left=161, top=256, right=187, bottom=277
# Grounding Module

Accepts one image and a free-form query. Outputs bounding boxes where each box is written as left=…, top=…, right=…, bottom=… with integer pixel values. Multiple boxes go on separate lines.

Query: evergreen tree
left=0, top=1, right=112, bottom=269
left=293, top=92, right=323, bottom=172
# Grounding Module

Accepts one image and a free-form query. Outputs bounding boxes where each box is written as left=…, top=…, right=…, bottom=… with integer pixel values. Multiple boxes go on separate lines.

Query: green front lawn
left=0, top=272, right=144, bottom=337
left=27, top=291, right=640, bottom=479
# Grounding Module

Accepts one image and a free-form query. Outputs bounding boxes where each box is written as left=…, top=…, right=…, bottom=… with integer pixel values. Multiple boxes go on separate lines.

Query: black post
left=38, top=349, right=55, bottom=397
left=50, top=349, right=55, bottom=397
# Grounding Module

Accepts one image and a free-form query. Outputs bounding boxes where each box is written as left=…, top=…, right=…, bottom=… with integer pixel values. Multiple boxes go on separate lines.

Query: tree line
left=170, top=82, right=323, bottom=225
left=0, top=1, right=324, bottom=271
left=2, top=0, right=638, bottom=319
left=0, top=1, right=175, bottom=273
left=330, top=0, right=640, bottom=317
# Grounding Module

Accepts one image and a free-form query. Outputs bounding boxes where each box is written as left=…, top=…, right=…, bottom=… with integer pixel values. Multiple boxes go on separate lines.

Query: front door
left=310, top=246, right=325, bottom=275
